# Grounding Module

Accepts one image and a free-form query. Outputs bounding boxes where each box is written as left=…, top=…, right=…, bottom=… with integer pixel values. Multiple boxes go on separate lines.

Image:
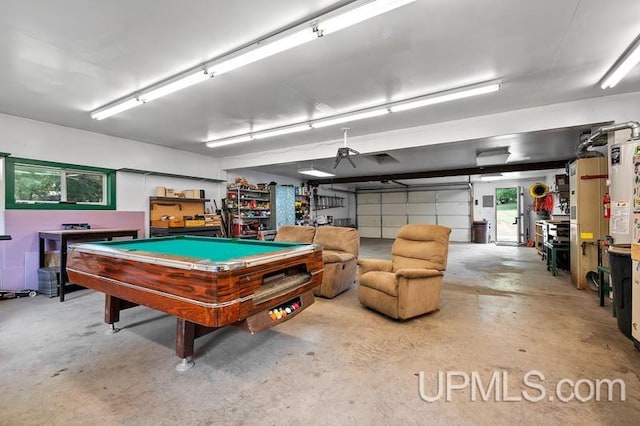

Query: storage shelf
left=227, top=185, right=273, bottom=238
left=234, top=215, right=271, bottom=219
left=150, top=196, right=210, bottom=203
left=227, top=187, right=269, bottom=194
left=231, top=196, right=269, bottom=201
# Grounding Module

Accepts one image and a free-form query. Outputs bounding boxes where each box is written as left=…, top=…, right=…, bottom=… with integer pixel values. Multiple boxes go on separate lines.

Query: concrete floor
left=1, top=240, right=639, bottom=425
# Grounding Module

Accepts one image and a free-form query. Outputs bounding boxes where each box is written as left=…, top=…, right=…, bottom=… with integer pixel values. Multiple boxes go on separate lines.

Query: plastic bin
left=471, top=220, right=488, bottom=243
left=37, top=267, right=59, bottom=298
left=608, top=244, right=632, bottom=339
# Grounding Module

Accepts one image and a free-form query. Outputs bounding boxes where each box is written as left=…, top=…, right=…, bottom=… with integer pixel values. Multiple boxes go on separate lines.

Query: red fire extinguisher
left=603, top=192, right=611, bottom=219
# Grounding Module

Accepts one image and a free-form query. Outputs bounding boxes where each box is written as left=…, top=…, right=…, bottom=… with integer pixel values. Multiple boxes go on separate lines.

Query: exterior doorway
left=495, top=187, right=523, bottom=244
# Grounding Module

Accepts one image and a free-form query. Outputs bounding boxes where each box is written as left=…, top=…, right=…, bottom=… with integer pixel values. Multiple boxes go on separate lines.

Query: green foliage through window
left=496, top=187, right=517, bottom=205
left=5, top=157, right=116, bottom=210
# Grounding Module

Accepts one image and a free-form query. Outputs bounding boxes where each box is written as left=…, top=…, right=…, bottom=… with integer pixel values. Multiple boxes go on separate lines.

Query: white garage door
left=357, top=189, right=470, bottom=242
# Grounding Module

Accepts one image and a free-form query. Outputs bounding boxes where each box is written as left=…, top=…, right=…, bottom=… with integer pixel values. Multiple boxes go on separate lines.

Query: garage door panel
left=358, top=204, right=380, bottom=215
left=358, top=193, right=381, bottom=204
left=381, top=192, right=407, bottom=203
left=382, top=204, right=407, bottom=215
left=382, top=227, right=402, bottom=239
left=407, top=203, right=436, bottom=215
left=358, top=215, right=381, bottom=226
left=450, top=228, right=470, bottom=242
left=382, top=216, right=407, bottom=226
left=437, top=191, right=469, bottom=202
left=438, top=215, right=469, bottom=228
left=357, top=189, right=471, bottom=242
left=359, top=226, right=381, bottom=238
left=408, top=215, right=437, bottom=224
left=437, top=201, right=470, bottom=215
left=408, top=191, right=436, bottom=202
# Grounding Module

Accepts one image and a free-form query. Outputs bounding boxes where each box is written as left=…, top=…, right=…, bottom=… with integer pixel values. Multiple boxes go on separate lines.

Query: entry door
left=495, top=187, right=520, bottom=244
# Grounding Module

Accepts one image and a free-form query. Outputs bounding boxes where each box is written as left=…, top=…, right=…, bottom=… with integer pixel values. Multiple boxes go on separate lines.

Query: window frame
left=5, top=157, right=117, bottom=210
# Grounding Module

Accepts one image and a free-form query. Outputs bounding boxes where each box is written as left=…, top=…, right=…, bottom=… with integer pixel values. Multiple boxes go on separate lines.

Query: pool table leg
left=104, top=295, right=138, bottom=335
left=175, top=319, right=221, bottom=371
left=176, top=318, right=196, bottom=371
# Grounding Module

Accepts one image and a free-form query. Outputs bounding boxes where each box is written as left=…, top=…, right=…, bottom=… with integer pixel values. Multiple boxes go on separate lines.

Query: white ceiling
left=1, top=0, right=639, bottom=183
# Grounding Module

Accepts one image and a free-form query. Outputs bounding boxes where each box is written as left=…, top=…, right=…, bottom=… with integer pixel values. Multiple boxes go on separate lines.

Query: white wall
left=0, top=113, right=228, bottom=236
left=0, top=113, right=224, bottom=180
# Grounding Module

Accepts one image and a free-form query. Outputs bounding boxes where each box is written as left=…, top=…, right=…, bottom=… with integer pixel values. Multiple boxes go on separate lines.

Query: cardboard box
left=155, top=186, right=166, bottom=196
left=185, top=219, right=206, bottom=227
left=165, top=188, right=175, bottom=197
left=44, top=251, right=60, bottom=268
left=183, top=189, right=196, bottom=199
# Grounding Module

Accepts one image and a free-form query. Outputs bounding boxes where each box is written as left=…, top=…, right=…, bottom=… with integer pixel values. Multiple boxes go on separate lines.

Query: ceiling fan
left=334, top=128, right=360, bottom=169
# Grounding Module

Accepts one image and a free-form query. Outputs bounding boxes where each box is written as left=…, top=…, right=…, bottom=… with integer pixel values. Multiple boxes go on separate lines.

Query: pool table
left=66, top=236, right=324, bottom=370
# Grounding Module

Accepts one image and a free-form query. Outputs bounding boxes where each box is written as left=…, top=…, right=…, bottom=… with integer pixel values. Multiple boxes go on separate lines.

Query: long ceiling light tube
left=208, top=29, right=318, bottom=77
left=312, top=108, right=390, bottom=128
left=600, top=33, right=640, bottom=89
left=205, top=80, right=501, bottom=148
left=253, top=124, right=312, bottom=139
left=90, top=0, right=415, bottom=120
left=389, top=82, right=501, bottom=112
left=317, top=0, right=415, bottom=36
left=90, top=98, right=142, bottom=120
left=141, top=70, right=211, bottom=102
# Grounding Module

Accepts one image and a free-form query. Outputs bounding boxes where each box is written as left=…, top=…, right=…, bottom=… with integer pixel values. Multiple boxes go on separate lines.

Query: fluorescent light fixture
left=205, top=80, right=502, bottom=148
left=479, top=173, right=503, bottom=182
left=205, top=135, right=253, bottom=149
left=90, top=0, right=417, bottom=120
left=298, top=168, right=335, bottom=177
left=253, top=124, right=311, bottom=139
left=476, top=148, right=511, bottom=166
left=317, top=0, right=416, bottom=35
left=389, top=82, right=501, bottom=112
left=600, top=34, right=640, bottom=89
left=141, top=70, right=210, bottom=102
left=209, top=29, right=317, bottom=76
left=91, top=98, right=142, bottom=120
left=312, top=108, right=389, bottom=128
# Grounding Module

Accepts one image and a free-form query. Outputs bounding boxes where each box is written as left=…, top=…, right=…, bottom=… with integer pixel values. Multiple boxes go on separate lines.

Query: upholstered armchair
left=274, top=225, right=316, bottom=244
left=358, top=224, right=451, bottom=320
left=312, top=226, right=360, bottom=299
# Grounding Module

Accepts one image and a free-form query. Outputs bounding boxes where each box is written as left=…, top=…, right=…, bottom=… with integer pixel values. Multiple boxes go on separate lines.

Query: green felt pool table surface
left=84, top=235, right=306, bottom=262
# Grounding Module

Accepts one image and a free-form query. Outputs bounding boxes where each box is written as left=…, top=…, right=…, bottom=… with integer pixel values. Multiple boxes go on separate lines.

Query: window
left=5, top=157, right=116, bottom=210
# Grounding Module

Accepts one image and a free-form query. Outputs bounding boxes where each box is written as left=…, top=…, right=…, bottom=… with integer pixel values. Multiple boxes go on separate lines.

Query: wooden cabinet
left=149, top=197, right=222, bottom=237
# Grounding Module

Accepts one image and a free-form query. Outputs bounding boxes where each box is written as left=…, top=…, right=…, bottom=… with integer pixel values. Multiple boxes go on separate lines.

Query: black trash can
left=608, top=244, right=633, bottom=340
left=471, top=220, right=488, bottom=243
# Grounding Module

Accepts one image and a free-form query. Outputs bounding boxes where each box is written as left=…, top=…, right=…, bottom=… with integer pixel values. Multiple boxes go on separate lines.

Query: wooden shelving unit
left=149, top=196, right=222, bottom=237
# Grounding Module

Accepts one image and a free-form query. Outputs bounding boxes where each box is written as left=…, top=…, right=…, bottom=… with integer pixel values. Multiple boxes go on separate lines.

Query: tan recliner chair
left=313, top=226, right=360, bottom=299
left=274, top=225, right=316, bottom=244
left=358, top=224, right=451, bottom=320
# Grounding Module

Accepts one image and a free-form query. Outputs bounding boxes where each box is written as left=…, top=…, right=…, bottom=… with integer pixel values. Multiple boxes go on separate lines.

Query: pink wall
left=2, top=210, right=145, bottom=291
